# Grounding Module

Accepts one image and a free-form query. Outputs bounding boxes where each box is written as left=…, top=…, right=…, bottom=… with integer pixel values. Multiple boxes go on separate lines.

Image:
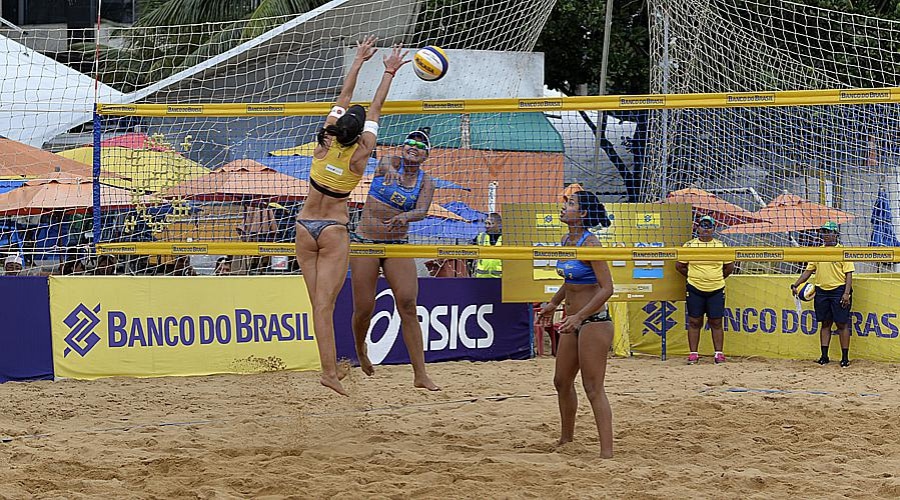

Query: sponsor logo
left=258, top=244, right=295, bottom=255
left=100, top=105, right=136, bottom=114
left=735, top=250, right=784, bottom=261
left=102, top=245, right=137, bottom=254
left=533, top=249, right=577, bottom=259
left=166, top=105, right=204, bottom=114
left=437, top=248, right=479, bottom=258
left=365, top=288, right=495, bottom=364
left=350, top=245, right=386, bottom=257
left=619, top=96, right=666, bottom=107
left=642, top=301, right=677, bottom=337
left=632, top=250, right=677, bottom=260
left=246, top=104, right=285, bottom=114
left=172, top=245, right=208, bottom=254
left=517, top=99, right=563, bottom=109
left=839, top=90, right=891, bottom=101
left=63, top=303, right=102, bottom=357
left=721, top=307, right=899, bottom=338
left=422, top=101, right=465, bottom=111
left=726, top=93, right=776, bottom=104
left=843, top=250, right=894, bottom=261
left=62, top=304, right=314, bottom=357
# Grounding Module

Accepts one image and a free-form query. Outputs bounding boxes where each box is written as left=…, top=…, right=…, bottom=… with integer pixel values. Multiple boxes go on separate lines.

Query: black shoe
left=816, top=356, right=830, bottom=365
left=840, top=359, right=850, bottom=368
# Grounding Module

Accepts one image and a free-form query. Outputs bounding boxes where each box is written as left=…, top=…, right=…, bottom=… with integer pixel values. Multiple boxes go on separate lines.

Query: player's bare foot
left=337, top=358, right=352, bottom=380
left=355, top=343, right=375, bottom=376
left=320, top=375, right=348, bottom=396
left=599, top=450, right=613, bottom=459
left=555, top=437, right=573, bottom=447
left=414, top=375, right=440, bottom=391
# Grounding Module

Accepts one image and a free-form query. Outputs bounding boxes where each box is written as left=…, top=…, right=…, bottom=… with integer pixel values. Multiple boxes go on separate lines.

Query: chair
left=533, top=304, right=563, bottom=356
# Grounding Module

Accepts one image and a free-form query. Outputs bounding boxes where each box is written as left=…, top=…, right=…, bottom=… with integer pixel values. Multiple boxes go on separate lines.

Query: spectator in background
left=172, top=255, right=197, bottom=276
left=214, top=256, right=233, bottom=276
left=239, top=198, right=278, bottom=275
left=791, top=221, right=854, bottom=367
left=93, top=254, right=118, bottom=275
left=472, top=212, right=503, bottom=278
left=59, top=257, right=86, bottom=275
left=4, top=254, right=23, bottom=276
left=675, top=215, right=735, bottom=365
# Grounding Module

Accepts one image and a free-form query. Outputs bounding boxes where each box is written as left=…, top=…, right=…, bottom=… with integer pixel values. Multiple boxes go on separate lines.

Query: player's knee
left=582, top=380, right=605, bottom=401
left=394, top=295, right=418, bottom=317
left=554, top=374, right=575, bottom=392
left=708, top=317, right=724, bottom=329
left=687, top=316, right=704, bottom=329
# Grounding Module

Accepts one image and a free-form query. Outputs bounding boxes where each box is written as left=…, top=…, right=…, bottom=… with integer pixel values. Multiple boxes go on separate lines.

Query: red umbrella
left=0, top=172, right=138, bottom=215
left=165, top=159, right=308, bottom=202
left=722, top=193, right=855, bottom=234
left=665, top=188, right=767, bottom=226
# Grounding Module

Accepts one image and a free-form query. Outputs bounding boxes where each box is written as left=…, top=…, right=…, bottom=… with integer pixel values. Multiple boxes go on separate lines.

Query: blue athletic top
left=556, top=232, right=598, bottom=285
left=369, top=163, right=425, bottom=212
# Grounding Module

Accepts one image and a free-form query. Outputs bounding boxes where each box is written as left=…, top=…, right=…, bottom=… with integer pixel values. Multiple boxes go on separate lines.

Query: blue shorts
left=686, top=283, right=725, bottom=319
left=814, top=285, right=851, bottom=324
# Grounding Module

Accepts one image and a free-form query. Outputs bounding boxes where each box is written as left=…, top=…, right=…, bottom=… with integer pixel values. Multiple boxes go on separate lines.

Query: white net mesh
left=0, top=0, right=556, bottom=275
left=645, top=0, right=900, bottom=273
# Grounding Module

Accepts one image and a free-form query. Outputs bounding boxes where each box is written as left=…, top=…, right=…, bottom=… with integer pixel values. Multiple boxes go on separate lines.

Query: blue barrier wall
left=0, top=276, right=53, bottom=382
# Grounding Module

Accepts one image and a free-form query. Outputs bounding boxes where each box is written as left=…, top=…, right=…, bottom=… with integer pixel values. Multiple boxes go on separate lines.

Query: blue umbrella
left=869, top=187, right=900, bottom=247
left=409, top=202, right=486, bottom=242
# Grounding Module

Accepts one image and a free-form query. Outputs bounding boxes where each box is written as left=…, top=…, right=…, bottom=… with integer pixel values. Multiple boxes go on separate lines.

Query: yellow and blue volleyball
left=413, top=46, right=449, bottom=81
left=798, top=283, right=816, bottom=302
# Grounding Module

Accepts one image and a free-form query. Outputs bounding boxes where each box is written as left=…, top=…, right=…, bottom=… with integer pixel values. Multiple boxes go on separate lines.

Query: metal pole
left=592, top=0, right=616, bottom=175
left=659, top=7, right=671, bottom=198
left=661, top=301, right=668, bottom=361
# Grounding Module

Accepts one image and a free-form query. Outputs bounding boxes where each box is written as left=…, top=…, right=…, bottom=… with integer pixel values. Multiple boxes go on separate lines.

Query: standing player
left=295, top=37, right=409, bottom=395
left=675, top=215, right=735, bottom=365
left=538, top=190, right=615, bottom=458
left=791, top=221, right=854, bottom=367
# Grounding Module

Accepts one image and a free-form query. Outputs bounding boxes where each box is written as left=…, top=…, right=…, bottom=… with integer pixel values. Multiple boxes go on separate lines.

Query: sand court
left=2, top=356, right=900, bottom=498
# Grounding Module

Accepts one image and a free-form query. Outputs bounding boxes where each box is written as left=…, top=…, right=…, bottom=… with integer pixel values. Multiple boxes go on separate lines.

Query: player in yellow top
left=295, top=37, right=410, bottom=396
left=675, top=215, right=735, bottom=365
left=791, top=221, right=855, bottom=367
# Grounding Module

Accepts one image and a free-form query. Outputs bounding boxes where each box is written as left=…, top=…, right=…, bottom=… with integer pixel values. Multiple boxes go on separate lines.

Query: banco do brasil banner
left=49, top=276, right=319, bottom=379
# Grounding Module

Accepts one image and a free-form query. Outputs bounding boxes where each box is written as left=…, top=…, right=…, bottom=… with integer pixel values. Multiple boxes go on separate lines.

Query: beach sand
left=2, top=355, right=900, bottom=499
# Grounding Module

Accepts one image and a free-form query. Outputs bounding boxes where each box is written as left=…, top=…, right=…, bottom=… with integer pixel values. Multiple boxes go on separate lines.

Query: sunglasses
left=404, top=139, right=429, bottom=150
left=697, top=221, right=715, bottom=229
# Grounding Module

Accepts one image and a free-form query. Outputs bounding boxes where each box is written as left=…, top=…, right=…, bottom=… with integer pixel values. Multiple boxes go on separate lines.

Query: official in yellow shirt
left=675, top=215, right=735, bottom=365
left=791, top=221, right=854, bottom=367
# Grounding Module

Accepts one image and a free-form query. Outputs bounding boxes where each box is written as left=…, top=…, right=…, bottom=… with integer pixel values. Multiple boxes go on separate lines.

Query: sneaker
left=816, top=356, right=830, bottom=365
left=714, top=353, right=727, bottom=364
left=840, top=359, right=850, bottom=368
left=687, top=353, right=700, bottom=365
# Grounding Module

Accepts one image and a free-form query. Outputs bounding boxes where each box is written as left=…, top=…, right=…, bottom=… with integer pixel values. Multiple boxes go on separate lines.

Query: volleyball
left=413, top=46, right=448, bottom=81
left=797, top=283, right=816, bottom=302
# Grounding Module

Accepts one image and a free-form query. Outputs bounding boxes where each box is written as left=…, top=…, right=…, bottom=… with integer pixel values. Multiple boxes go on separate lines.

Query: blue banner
left=334, top=278, right=533, bottom=365
left=0, top=277, right=53, bottom=382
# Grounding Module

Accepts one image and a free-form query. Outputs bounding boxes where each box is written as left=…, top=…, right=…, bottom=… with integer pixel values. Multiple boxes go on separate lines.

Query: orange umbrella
left=665, top=188, right=767, bottom=226
left=0, top=172, right=138, bottom=215
left=722, top=193, right=855, bottom=234
left=165, top=159, right=308, bottom=202
left=0, top=138, right=93, bottom=179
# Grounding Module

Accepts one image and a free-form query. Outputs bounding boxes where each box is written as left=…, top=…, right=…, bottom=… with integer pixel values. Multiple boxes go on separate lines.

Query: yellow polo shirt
left=806, top=245, right=854, bottom=291
left=681, top=238, right=731, bottom=292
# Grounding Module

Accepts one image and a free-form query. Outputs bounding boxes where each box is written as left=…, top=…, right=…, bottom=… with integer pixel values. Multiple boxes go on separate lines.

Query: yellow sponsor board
left=350, top=245, right=386, bottom=257
left=532, top=248, right=577, bottom=259
left=725, top=93, right=776, bottom=104
left=49, top=277, right=319, bottom=379
left=635, top=212, right=660, bottom=229
left=843, top=249, right=894, bottom=261
left=627, top=275, right=900, bottom=362
left=535, top=213, right=561, bottom=229
left=735, top=250, right=785, bottom=261
left=166, top=105, right=205, bottom=114
left=99, top=104, right=137, bottom=114
left=245, top=104, right=285, bottom=114
left=436, top=247, right=479, bottom=258
left=838, top=90, right=892, bottom=101
left=631, top=249, right=678, bottom=260
left=619, top=95, right=666, bottom=107
left=258, top=244, right=295, bottom=255
left=171, top=244, right=209, bottom=254
left=422, top=101, right=466, bottom=111
left=517, top=98, right=563, bottom=109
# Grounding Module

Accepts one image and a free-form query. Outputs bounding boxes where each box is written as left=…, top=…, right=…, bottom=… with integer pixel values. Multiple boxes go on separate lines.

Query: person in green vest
left=473, top=212, right=502, bottom=278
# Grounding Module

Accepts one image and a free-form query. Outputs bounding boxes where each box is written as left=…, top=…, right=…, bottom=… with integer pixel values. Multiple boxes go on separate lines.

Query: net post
left=92, top=106, right=101, bottom=246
